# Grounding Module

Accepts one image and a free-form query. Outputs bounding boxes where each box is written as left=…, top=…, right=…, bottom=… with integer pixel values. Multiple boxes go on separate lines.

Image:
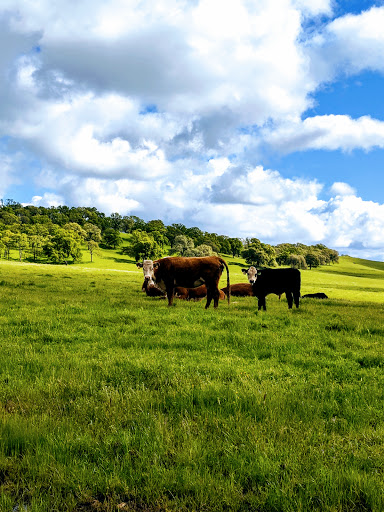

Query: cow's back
left=256, top=268, right=300, bottom=294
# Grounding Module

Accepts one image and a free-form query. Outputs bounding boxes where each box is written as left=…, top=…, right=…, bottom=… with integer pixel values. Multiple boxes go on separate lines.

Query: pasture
left=0, top=255, right=384, bottom=511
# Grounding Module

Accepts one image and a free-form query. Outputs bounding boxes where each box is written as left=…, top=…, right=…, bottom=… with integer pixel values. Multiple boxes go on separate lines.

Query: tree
left=288, top=254, right=307, bottom=269
left=228, top=238, right=243, bottom=257
left=110, top=212, right=122, bottom=231
left=217, top=235, right=231, bottom=255
left=305, top=252, right=320, bottom=269
left=186, top=244, right=214, bottom=257
left=87, top=240, right=100, bottom=263
left=170, top=235, right=194, bottom=256
left=13, top=233, right=29, bottom=261
left=63, top=222, right=87, bottom=241
left=84, top=223, right=102, bottom=243
left=103, top=228, right=122, bottom=249
left=242, top=241, right=276, bottom=267
left=123, top=230, right=162, bottom=261
left=146, top=219, right=166, bottom=235
left=43, top=227, right=83, bottom=263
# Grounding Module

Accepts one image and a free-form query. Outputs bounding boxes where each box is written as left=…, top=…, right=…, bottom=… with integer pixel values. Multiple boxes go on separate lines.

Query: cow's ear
left=153, top=262, right=159, bottom=269
left=136, top=262, right=143, bottom=268
left=241, top=268, right=247, bottom=274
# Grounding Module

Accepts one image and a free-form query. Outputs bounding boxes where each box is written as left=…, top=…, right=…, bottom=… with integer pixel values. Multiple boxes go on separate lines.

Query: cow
left=137, top=256, right=230, bottom=308
left=241, top=266, right=301, bottom=310
left=141, top=279, right=166, bottom=297
left=221, top=283, right=254, bottom=297
left=302, top=292, right=328, bottom=299
left=175, top=284, right=225, bottom=301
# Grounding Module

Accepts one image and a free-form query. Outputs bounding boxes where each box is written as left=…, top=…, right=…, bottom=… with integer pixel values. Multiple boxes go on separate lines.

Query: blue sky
left=1, top=0, right=384, bottom=260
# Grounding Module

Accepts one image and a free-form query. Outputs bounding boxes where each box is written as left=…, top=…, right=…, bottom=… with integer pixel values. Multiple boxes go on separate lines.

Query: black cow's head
left=242, top=266, right=258, bottom=284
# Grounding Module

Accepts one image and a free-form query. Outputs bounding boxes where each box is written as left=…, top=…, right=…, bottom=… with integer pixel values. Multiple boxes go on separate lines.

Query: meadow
left=0, top=251, right=384, bottom=511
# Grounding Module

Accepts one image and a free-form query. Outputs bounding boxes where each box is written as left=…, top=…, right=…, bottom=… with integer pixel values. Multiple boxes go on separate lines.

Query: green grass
left=0, top=254, right=384, bottom=511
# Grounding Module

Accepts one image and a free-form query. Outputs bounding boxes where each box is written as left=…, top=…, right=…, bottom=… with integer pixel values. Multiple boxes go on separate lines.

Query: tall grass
left=0, top=256, right=383, bottom=511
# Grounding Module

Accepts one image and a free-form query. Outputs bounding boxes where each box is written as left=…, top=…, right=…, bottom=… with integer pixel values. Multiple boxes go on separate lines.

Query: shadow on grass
left=102, top=255, right=137, bottom=265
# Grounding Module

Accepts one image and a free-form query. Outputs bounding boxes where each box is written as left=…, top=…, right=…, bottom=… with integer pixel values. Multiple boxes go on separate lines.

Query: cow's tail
left=220, top=258, right=230, bottom=305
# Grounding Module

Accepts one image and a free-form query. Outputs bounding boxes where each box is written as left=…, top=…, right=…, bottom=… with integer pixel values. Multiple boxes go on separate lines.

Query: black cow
left=242, top=266, right=301, bottom=310
left=302, top=292, right=328, bottom=299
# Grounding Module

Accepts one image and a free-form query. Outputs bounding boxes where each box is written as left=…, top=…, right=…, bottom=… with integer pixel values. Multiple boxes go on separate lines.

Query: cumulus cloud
left=0, top=1, right=384, bottom=260
left=263, top=115, right=384, bottom=153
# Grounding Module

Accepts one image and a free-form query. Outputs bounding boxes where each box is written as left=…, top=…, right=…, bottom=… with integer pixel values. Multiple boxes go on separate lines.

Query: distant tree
left=84, top=223, right=102, bottom=243
left=103, top=228, right=122, bottom=249
left=305, top=252, right=320, bottom=269
left=186, top=244, right=215, bottom=257
left=13, top=233, right=29, bottom=261
left=146, top=219, right=167, bottom=235
left=43, top=228, right=83, bottom=263
left=288, top=254, right=307, bottom=269
left=123, top=230, right=163, bottom=261
left=87, top=240, right=100, bottom=263
left=228, top=238, right=243, bottom=257
left=0, top=230, right=13, bottom=259
left=170, top=235, right=194, bottom=256
left=166, top=223, right=188, bottom=245
left=217, top=235, right=231, bottom=255
left=63, top=222, right=87, bottom=241
left=110, top=212, right=123, bottom=231
left=29, top=234, right=45, bottom=261
left=242, top=241, right=276, bottom=267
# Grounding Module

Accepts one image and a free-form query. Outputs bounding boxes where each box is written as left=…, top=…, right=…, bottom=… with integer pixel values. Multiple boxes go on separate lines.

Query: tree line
left=0, top=200, right=338, bottom=268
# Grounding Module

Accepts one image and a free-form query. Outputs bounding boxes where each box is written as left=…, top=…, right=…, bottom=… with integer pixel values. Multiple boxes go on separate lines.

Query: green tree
left=228, top=238, right=243, bottom=257
left=84, top=223, right=102, bottom=243
left=103, top=228, right=122, bottom=249
left=13, top=233, right=29, bottom=261
left=110, top=212, right=123, bottom=231
left=87, top=240, right=100, bottom=263
left=123, top=230, right=163, bottom=261
left=289, top=254, right=307, bottom=269
left=170, top=235, right=194, bottom=256
left=186, top=244, right=214, bottom=257
left=43, top=227, right=83, bottom=263
left=305, top=252, right=320, bottom=270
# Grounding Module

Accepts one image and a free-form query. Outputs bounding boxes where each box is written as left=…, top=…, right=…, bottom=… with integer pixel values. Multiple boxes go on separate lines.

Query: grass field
left=0, top=252, right=383, bottom=511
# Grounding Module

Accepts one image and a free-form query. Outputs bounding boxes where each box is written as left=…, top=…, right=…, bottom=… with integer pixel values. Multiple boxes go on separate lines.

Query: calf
left=137, top=256, right=230, bottom=308
left=242, top=266, right=301, bottom=310
left=221, top=283, right=254, bottom=297
left=175, top=284, right=225, bottom=301
left=302, top=292, right=328, bottom=299
left=142, top=279, right=166, bottom=297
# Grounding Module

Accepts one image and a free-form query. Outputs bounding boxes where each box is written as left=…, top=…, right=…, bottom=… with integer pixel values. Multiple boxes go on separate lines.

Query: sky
left=1, top=0, right=384, bottom=261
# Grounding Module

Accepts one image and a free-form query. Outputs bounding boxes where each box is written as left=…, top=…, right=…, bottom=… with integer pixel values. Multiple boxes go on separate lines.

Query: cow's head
left=137, top=259, right=158, bottom=285
left=242, top=266, right=258, bottom=284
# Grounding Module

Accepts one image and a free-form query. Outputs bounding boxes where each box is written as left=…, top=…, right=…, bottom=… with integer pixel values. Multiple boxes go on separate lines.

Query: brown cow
left=221, top=283, right=254, bottom=297
left=175, top=284, right=225, bottom=301
left=138, top=256, right=230, bottom=308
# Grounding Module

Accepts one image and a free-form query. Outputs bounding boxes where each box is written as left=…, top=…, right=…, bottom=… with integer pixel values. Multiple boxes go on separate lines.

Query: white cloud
left=263, top=115, right=384, bottom=153
left=1, top=1, right=384, bottom=260
left=330, top=182, right=355, bottom=196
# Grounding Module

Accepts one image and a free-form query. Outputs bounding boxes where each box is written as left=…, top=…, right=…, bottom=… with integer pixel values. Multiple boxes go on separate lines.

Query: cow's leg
left=166, top=284, right=174, bottom=306
left=286, top=291, right=293, bottom=309
left=205, top=288, right=213, bottom=309
left=262, top=297, right=267, bottom=311
left=213, top=287, right=220, bottom=308
left=293, top=291, right=300, bottom=308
